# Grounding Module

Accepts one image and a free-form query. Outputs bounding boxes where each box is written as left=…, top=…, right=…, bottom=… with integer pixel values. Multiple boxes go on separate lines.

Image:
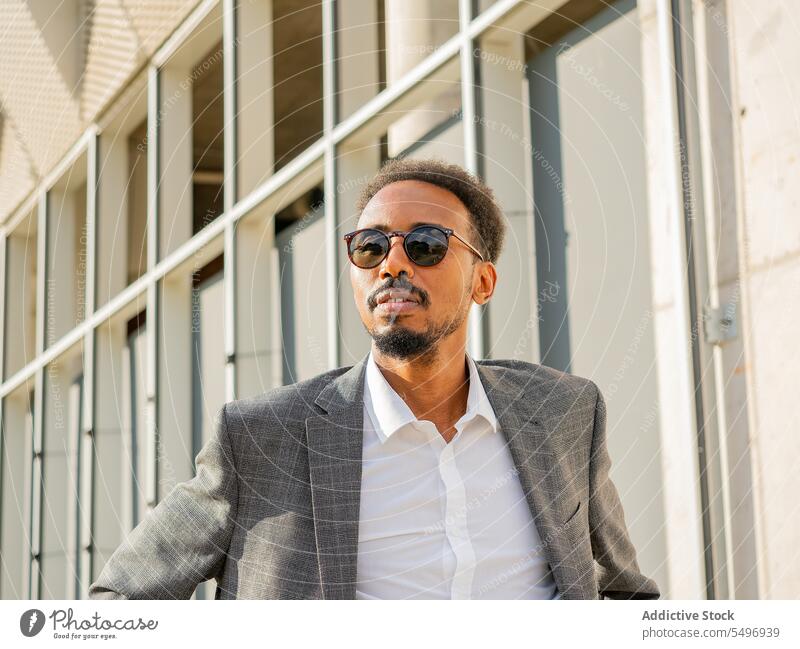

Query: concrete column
left=336, top=1, right=394, bottom=364
left=384, top=0, right=460, bottom=156
left=476, top=31, right=537, bottom=361
left=337, top=0, right=381, bottom=121
left=96, top=137, right=129, bottom=307
left=639, top=0, right=706, bottom=599
left=236, top=0, right=275, bottom=199
left=235, top=209, right=281, bottom=397
left=336, top=145, right=381, bottom=365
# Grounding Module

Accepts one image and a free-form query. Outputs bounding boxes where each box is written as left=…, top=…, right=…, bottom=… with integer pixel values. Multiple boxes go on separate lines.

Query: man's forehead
left=358, top=182, right=470, bottom=230
left=356, top=213, right=474, bottom=236
left=358, top=220, right=440, bottom=232
left=356, top=213, right=473, bottom=233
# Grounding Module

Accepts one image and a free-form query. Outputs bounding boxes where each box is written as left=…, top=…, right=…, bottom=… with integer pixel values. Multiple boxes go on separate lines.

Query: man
left=89, top=158, right=660, bottom=600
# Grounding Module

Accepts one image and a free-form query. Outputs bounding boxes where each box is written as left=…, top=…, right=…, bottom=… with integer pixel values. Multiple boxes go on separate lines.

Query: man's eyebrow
left=368, top=221, right=439, bottom=232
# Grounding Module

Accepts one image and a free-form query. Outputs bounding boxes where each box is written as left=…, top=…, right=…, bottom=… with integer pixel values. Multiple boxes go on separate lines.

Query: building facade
left=0, top=0, right=798, bottom=600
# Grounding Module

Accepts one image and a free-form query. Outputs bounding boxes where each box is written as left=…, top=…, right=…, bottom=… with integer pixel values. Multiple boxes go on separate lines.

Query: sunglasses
left=343, top=225, right=485, bottom=269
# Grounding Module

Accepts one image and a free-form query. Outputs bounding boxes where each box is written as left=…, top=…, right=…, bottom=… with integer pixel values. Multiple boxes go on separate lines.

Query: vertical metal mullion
left=35, top=193, right=47, bottom=360
left=656, top=0, right=713, bottom=598
left=0, top=431, right=2, bottom=597
left=79, top=130, right=98, bottom=599
left=30, top=380, right=43, bottom=600
left=146, top=65, right=160, bottom=510
left=459, top=0, right=485, bottom=360
left=681, top=0, right=732, bottom=599
left=694, top=0, right=751, bottom=598
left=22, top=406, right=34, bottom=599
left=85, top=130, right=98, bottom=320
left=322, top=0, right=339, bottom=369
left=65, top=382, right=81, bottom=599
left=459, top=0, right=478, bottom=175
left=670, top=0, right=715, bottom=601
left=0, top=231, right=6, bottom=598
left=146, top=280, right=158, bottom=509
left=29, top=192, right=47, bottom=599
left=78, top=374, right=94, bottom=596
left=0, top=229, right=6, bottom=386
left=0, top=401, right=3, bottom=598
left=223, top=0, right=238, bottom=401
left=120, top=342, right=134, bottom=532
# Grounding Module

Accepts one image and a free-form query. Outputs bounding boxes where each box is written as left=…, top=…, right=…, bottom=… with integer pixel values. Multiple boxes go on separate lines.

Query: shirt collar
left=364, top=349, right=499, bottom=444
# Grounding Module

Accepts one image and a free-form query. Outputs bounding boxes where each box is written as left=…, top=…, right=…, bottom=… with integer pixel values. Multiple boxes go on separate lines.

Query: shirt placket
left=436, top=431, right=477, bottom=599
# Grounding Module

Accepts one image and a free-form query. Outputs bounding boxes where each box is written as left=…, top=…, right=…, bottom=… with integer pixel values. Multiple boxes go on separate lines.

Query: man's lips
left=375, top=300, right=420, bottom=315
left=372, top=288, right=424, bottom=315
left=376, top=289, right=420, bottom=305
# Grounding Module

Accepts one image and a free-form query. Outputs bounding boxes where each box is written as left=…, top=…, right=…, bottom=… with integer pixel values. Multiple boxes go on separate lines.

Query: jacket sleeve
left=587, top=383, right=661, bottom=599
left=88, top=404, right=239, bottom=599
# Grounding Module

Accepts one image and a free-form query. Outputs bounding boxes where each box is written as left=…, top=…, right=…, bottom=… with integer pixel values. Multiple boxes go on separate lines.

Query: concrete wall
left=726, top=0, right=800, bottom=599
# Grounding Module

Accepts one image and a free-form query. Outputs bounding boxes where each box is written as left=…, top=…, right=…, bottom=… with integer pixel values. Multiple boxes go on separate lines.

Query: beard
left=368, top=305, right=469, bottom=366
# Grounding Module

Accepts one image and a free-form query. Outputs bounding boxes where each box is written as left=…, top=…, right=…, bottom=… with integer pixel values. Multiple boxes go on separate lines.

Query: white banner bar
left=1, top=600, right=797, bottom=648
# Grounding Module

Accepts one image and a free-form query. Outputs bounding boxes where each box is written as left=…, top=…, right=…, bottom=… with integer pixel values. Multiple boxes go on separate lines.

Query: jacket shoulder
left=478, top=358, right=599, bottom=399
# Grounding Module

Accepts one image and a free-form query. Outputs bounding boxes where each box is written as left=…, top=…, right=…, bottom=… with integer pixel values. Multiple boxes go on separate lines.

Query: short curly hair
left=355, top=158, right=506, bottom=264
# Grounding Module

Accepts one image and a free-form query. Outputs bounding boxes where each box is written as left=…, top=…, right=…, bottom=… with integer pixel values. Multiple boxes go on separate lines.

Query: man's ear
left=472, top=261, right=497, bottom=306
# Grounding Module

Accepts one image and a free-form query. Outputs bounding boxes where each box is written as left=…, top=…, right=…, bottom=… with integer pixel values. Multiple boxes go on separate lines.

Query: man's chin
left=370, top=325, right=437, bottom=359
left=370, top=322, right=418, bottom=338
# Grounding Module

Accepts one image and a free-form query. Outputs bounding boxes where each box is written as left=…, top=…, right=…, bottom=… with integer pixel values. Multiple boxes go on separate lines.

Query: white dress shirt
left=355, top=350, right=561, bottom=599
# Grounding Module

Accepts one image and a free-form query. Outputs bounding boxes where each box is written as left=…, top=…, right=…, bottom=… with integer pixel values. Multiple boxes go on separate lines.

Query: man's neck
left=371, top=345, right=470, bottom=440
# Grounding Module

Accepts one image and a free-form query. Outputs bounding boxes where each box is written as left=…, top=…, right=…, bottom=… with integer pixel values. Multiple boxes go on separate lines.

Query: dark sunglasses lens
left=406, top=227, right=448, bottom=266
left=349, top=230, right=388, bottom=268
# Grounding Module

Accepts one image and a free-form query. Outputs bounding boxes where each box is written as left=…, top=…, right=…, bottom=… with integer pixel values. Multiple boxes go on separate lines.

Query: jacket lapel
left=305, top=353, right=370, bottom=600
left=476, top=361, right=583, bottom=597
left=305, top=353, right=576, bottom=599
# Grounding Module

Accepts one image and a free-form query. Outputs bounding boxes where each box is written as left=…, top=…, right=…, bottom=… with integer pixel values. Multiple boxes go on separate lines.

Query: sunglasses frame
left=343, top=224, right=485, bottom=269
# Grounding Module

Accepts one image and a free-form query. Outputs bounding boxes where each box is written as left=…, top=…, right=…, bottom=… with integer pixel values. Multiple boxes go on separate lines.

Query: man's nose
left=379, top=236, right=414, bottom=280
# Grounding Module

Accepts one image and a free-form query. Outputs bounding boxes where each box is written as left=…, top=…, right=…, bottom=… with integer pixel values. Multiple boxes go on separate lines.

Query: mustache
left=367, top=276, right=429, bottom=309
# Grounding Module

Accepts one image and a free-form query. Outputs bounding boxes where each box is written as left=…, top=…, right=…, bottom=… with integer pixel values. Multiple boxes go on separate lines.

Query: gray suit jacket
left=88, top=353, right=660, bottom=600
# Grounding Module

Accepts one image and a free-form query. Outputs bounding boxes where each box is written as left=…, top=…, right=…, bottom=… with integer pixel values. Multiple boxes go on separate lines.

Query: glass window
left=276, top=204, right=329, bottom=383
left=234, top=204, right=286, bottom=398
left=0, top=385, right=34, bottom=598
left=40, top=345, right=83, bottom=599
left=96, top=72, right=149, bottom=308
left=272, top=0, right=323, bottom=170
left=191, top=257, right=226, bottom=455
left=3, top=211, right=38, bottom=380
left=191, top=41, right=225, bottom=235
left=124, top=313, right=149, bottom=529
left=158, top=4, right=224, bottom=259
left=235, top=0, right=324, bottom=195
left=190, top=255, right=226, bottom=600
left=46, top=155, right=88, bottom=347
left=92, top=306, right=149, bottom=585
